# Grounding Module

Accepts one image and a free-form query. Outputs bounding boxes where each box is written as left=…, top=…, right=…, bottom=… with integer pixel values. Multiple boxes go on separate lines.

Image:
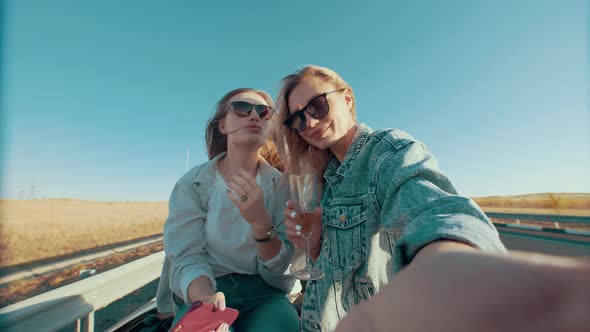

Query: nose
left=305, top=113, right=319, bottom=129
left=249, top=107, right=261, bottom=121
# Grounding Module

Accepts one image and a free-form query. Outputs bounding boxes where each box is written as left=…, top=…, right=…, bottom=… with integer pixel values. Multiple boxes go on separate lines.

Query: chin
left=234, top=137, right=266, bottom=148
left=304, top=138, right=331, bottom=150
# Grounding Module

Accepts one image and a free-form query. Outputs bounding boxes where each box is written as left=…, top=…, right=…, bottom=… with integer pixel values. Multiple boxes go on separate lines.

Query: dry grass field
left=473, top=193, right=590, bottom=231
left=0, top=199, right=167, bottom=268
left=0, top=193, right=588, bottom=269
left=473, top=193, right=590, bottom=213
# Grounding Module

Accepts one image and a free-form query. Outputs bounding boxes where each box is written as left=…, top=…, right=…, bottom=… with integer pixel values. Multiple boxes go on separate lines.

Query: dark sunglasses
left=283, top=88, right=346, bottom=132
left=227, top=101, right=273, bottom=120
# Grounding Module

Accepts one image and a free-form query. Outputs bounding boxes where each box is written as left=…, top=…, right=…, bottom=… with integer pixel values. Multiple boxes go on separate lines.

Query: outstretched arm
left=336, top=251, right=590, bottom=332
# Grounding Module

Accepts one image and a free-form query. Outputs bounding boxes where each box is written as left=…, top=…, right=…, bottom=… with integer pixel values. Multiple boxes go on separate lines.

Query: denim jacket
left=300, top=124, right=506, bottom=331
left=156, top=153, right=300, bottom=314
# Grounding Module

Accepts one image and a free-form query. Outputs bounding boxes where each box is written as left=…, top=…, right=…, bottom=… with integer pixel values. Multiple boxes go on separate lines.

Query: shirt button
left=311, top=322, right=321, bottom=330
left=339, top=214, right=347, bottom=222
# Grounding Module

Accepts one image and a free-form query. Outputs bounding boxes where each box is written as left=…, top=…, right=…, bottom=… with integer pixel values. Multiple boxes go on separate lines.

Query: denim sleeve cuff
left=179, top=268, right=217, bottom=305
left=396, top=213, right=507, bottom=269
left=258, top=239, right=290, bottom=271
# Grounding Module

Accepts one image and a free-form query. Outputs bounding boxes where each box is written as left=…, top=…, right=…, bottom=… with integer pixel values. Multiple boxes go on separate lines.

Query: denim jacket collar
left=325, top=123, right=373, bottom=179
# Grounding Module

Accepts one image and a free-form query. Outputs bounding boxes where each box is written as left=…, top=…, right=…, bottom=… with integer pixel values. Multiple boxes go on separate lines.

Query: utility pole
left=186, top=147, right=190, bottom=172
left=30, top=182, right=36, bottom=200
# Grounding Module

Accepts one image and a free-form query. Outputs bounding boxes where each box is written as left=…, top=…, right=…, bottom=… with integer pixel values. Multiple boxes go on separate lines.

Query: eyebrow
left=292, top=92, right=323, bottom=113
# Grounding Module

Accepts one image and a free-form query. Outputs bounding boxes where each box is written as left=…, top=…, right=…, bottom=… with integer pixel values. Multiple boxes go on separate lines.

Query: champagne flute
left=288, top=174, right=324, bottom=280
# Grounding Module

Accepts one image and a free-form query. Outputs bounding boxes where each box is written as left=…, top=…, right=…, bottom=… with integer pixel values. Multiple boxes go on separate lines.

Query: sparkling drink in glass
left=288, top=174, right=324, bottom=280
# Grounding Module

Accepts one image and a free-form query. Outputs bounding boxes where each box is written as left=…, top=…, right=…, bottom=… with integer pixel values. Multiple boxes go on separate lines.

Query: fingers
left=286, top=200, right=295, bottom=209
left=226, top=190, right=241, bottom=207
left=215, top=323, right=229, bottom=332
left=285, top=218, right=304, bottom=248
left=285, top=218, right=302, bottom=237
left=212, top=291, right=226, bottom=311
left=226, top=181, right=247, bottom=200
left=237, top=168, right=258, bottom=188
left=231, top=170, right=255, bottom=194
left=284, top=206, right=301, bottom=236
left=283, top=204, right=296, bottom=219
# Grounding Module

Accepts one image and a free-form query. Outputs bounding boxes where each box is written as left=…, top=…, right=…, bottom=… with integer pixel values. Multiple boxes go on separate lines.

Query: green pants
left=173, top=274, right=300, bottom=332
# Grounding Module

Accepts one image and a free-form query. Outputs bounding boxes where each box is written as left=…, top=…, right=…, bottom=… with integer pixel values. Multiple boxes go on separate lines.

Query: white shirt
left=156, top=153, right=300, bottom=313
left=205, top=168, right=262, bottom=276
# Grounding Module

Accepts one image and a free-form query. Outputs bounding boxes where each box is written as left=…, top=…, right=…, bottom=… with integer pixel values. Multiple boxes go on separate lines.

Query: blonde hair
left=273, top=65, right=356, bottom=176
left=205, top=88, right=284, bottom=171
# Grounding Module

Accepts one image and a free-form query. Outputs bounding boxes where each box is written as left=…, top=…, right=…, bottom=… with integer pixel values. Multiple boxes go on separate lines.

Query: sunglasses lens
left=307, top=95, right=329, bottom=118
left=255, top=105, right=272, bottom=120
left=232, top=101, right=252, bottom=116
left=292, top=115, right=304, bottom=132
left=291, top=113, right=307, bottom=132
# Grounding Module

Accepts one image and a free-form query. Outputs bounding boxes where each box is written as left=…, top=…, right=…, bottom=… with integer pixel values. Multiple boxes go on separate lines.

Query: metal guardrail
left=485, top=212, right=590, bottom=224
left=0, top=213, right=588, bottom=331
left=486, top=212, right=590, bottom=238
left=0, top=252, right=165, bottom=332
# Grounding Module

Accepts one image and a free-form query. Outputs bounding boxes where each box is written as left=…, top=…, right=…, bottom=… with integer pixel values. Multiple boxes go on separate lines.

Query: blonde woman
left=274, top=65, right=589, bottom=332
left=157, top=88, right=300, bottom=332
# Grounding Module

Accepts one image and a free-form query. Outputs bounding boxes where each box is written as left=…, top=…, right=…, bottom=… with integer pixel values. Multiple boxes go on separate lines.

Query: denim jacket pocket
left=345, top=278, right=375, bottom=311
left=339, top=277, right=376, bottom=315
left=352, top=278, right=375, bottom=305
left=324, top=201, right=368, bottom=276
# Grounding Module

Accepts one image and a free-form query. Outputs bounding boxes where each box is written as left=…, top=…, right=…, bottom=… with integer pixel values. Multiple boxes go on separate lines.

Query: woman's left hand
left=226, top=168, right=272, bottom=233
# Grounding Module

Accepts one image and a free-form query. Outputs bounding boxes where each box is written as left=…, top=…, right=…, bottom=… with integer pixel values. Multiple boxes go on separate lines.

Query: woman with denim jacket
left=274, top=65, right=590, bottom=332
left=156, top=88, right=301, bottom=332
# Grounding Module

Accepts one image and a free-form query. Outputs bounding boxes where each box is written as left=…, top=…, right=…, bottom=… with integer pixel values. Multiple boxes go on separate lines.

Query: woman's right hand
left=284, top=200, right=323, bottom=260
left=206, top=292, right=229, bottom=332
left=204, top=291, right=226, bottom=311
left=188, top=279, right=229, bottom=332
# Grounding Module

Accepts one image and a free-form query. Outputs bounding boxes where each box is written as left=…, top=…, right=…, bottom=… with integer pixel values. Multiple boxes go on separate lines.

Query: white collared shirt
left=205, top=168, right=262, bottom=276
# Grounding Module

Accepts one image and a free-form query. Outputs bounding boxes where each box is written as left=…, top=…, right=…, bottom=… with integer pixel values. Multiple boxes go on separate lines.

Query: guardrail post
left=76, top=311, right=94, bottom=332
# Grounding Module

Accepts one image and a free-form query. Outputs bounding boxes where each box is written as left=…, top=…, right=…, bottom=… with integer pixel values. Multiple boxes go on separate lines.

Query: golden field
left=0, top=193, right=588, bottom=269
left=0, top=199, right=167, bottom=268
left=473, top=193, right=590, bottom=214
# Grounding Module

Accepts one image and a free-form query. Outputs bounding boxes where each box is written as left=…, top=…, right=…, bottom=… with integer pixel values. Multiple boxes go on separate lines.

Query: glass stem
left=305, top=237, right=312, bottom=269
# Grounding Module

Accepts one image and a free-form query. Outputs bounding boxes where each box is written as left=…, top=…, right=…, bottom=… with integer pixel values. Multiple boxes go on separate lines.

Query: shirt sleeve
left=377, top=140, right=507, bottom=270
left=164, top=175, right=216, bottom=305
left=256, top=176, right=301, bottom=294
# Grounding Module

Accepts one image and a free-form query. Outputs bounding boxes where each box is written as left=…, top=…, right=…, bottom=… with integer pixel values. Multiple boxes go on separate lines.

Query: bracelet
left=254, top=225, right=276, bottom=243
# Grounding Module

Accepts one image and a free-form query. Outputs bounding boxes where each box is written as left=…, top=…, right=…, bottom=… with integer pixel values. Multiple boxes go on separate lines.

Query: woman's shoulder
left=365, top=126, right=418, bottom=151
left=176, top=159, right=216, bottom=187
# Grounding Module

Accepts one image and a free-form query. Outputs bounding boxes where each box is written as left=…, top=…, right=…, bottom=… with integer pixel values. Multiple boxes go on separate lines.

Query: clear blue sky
left=1, top=0, right=589, bottom=201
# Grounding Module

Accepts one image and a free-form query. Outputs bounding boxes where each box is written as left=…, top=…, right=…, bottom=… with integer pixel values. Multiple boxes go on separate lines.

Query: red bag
left=170, top=301, right=239, bottom=332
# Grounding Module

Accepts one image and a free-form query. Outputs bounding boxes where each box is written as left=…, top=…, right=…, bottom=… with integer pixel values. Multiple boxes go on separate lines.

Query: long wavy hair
left=205, top=88, right=284, bottom=171
left=273, top=65, right=356, bottom=177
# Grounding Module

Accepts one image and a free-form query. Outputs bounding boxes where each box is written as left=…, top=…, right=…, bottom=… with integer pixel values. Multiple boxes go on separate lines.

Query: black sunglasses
left=283, top=88, right=346, bottom=132
left=227, top=101, right=273, bottom=120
